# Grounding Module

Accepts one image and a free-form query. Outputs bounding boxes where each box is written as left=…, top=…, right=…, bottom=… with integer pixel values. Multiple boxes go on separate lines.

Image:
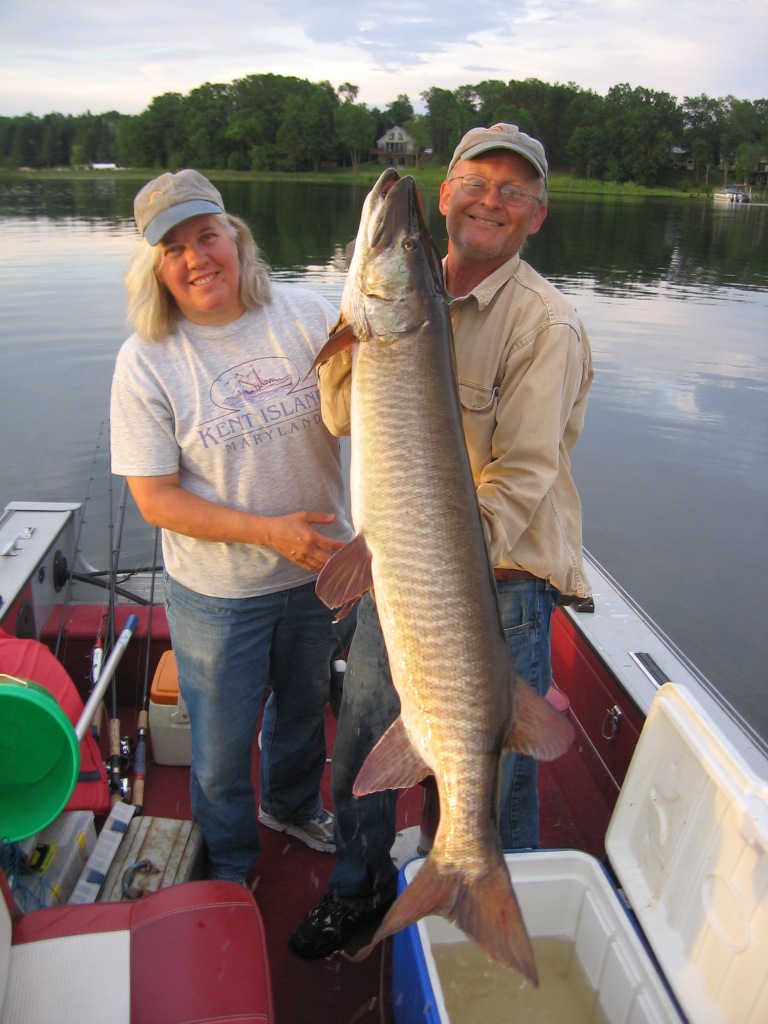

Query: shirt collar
left=442, top=253, right=521, bottom=309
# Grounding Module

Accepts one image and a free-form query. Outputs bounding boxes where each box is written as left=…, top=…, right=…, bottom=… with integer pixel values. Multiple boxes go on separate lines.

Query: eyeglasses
left=447, top=174, right=542, bottom=207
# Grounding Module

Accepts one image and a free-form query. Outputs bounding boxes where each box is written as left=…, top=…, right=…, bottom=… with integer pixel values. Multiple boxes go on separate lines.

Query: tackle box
left=148, top=650, right=191, bottom=766
left=392, top=683, right=768, bottom=1024
left=13, top=810, right=96, bottom=911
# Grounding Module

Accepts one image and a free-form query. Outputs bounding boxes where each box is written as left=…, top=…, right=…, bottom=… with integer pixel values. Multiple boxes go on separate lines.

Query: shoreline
left=0, top=165, right=742, bottom=200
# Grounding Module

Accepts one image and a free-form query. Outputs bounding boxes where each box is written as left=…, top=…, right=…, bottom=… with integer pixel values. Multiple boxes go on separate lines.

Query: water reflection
left=0, top=177, right=766, bottom=742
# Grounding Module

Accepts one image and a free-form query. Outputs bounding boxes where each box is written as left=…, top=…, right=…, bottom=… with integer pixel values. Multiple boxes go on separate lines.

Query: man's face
left=439, top=151, right=547, bottom=269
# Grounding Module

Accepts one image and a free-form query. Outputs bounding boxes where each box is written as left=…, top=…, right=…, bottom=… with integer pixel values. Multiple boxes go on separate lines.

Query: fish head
left=341, top=168, right=446, bottom=347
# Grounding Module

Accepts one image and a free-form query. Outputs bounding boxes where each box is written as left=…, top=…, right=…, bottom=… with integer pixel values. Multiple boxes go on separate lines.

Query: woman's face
left=156, top=215, right=245, bottom=326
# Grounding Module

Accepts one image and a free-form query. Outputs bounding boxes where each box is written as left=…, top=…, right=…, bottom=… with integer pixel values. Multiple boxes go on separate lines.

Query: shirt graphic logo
left=211, top=357, right=302, bottom=412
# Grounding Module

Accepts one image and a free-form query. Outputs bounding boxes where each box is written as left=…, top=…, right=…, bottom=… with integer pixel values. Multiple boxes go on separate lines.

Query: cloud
left=1, top=0, right=764, bottom=117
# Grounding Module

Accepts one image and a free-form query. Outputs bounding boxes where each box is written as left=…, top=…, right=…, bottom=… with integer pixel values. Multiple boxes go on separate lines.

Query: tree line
left=1, top=74, right=765, bottom=188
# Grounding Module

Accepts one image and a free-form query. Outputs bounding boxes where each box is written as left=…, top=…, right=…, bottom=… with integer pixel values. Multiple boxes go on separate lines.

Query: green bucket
left=0, top=673, right=80, bottom=842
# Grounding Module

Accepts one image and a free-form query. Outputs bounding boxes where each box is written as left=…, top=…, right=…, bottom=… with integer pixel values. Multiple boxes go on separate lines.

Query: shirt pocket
left=458, top=381, right=498, bottom=475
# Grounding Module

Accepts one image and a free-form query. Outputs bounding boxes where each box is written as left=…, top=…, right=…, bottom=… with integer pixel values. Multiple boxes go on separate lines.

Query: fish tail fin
left=351, top=853, right=538, bottom=985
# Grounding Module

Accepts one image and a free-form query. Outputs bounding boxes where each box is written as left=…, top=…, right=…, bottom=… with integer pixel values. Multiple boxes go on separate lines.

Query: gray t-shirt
left=110, top=285, right=352, bottom=598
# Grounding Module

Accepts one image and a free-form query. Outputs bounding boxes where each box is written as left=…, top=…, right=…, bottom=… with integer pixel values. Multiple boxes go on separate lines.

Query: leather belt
left=493, top=567, right=539, bottom=582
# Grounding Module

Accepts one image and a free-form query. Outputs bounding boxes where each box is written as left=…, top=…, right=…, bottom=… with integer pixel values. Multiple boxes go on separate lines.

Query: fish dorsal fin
left=315, top=533, right=373, bottom=618
left=505, top=671, right=575, bottom=761
left=353, top=716, right=432, bottom=795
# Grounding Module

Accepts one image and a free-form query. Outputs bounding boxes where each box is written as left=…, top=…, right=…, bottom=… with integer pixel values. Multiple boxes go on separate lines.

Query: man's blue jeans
left=165, top=575, right=345, bottom=881
left=327, top=578, right=556, bottom=910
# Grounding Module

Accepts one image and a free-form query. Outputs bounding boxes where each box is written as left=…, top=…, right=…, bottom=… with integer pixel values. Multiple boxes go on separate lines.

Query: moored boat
left=1, top=499, right=767, bottom=1022
left=713, top=184, right=752, bottom=203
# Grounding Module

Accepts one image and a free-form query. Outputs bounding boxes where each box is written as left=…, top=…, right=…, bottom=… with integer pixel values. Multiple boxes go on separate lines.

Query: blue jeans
left=327, top=579, right=556, bottom=910
left=165, top=575, right=348, bottom=882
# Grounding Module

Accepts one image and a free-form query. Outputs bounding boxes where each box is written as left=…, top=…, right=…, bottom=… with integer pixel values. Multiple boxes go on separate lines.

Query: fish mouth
left=366, top=168, right=407, bottom=251
left=364, top=170, right=443, bottom=287
left=338, top=167, right=445, bottom=346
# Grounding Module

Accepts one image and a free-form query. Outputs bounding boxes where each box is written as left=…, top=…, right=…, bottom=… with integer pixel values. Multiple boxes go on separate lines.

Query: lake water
left=1, top=176, right=766, bottom=744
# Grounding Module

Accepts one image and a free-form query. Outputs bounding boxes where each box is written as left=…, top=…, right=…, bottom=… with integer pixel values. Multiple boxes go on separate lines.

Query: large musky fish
left=314, top=168, right=574, bottom=984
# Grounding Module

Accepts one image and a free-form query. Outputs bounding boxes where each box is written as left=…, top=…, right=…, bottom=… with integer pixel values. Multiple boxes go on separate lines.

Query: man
left=289, top=124, right=593, bottom=958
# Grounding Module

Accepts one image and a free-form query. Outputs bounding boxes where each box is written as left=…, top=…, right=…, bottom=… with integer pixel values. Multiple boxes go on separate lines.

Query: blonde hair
left=125, top=214, right=273, bottom=342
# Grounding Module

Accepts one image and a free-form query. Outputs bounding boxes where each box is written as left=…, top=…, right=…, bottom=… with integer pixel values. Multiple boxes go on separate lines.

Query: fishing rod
left=55, top=421, right=105, bottom=660
left=64, top=570, right=153, bottom=606
left=132, top=526, right=159, bottom=815
left=77, top=615, right=139, bottom=742
left=106, top=476, right=131, bottom=804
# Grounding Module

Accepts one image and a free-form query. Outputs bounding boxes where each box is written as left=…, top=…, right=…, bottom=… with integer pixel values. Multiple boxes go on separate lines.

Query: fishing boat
left=1, top=498, right=767, bottom=1023
left=713, top=184, right=752, bottom=203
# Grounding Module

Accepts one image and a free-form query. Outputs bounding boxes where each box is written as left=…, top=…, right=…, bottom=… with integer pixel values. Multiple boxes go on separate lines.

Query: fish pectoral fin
left=310, top=319, right=357, bottom=371
left=315, top=533, right=373, bottom=617
left=353, top=716, right=432, bottom=795
left=505, top=672, right=576, bottom=761
left=352, top=854, right=538, bottom=986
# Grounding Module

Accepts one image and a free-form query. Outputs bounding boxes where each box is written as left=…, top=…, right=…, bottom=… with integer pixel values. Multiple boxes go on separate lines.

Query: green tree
left=602, top=84, right=683, bottom=186
left=277, top=82, right=339, bottom=171
left=229, top=74, right=301, bottom=171
left=337, top=83, right=359, bottom=104
left=561, top=88, right=605, bottom=177
left=735, top=142, right=763, bottom=185
left=421, top=87, right=460, bottom=163
left=179, top=83, right=233, bottom=168
left=39, top=113, right=74, bottom=167
left=682, top=94, right=722, bottom=181
left=129, top=92, right=185, bottom=167
left=384, top=94, right=414, bottom=127
left=335, top=101, right=376, bottom=172
left=403, top=114, right=432, bottom=169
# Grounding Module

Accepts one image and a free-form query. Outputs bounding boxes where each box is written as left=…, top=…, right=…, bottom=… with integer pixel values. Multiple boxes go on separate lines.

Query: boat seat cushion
left=1, top=873, right=273, bottom=1024
left=0, top=630, right=109, bottom=814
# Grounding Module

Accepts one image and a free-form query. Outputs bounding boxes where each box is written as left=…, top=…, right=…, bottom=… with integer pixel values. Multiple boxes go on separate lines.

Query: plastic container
left=0, top=673, right=80, bottom=842
left=148, top=651, right=191, bottom=766
left=392, top=683, right=768, bottom=1024
left=13, top=810, right=96, bottom=911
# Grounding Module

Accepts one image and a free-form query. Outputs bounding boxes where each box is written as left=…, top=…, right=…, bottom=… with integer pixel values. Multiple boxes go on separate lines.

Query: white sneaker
left=258, top=806, right=336, bottom=853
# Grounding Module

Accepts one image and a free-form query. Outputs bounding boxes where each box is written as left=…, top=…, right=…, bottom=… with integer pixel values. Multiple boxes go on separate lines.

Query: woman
left=111, top=169, right=353, bottom=883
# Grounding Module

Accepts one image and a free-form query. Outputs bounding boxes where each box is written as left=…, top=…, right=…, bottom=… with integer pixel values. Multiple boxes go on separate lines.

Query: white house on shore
left=375, top=126, right=417, bottom=167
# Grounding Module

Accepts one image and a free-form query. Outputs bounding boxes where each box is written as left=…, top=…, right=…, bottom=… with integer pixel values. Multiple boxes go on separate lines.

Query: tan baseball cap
left=447, top=123, right=548, bottom=181
left=134, top=169, right=225, bottom=245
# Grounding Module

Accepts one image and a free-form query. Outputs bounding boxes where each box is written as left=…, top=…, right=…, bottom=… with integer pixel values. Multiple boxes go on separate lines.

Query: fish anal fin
left=352, top=854, right=538, bottom=986
left=315, top=533, right=373, bottom=617
left=506, top=672, right=575, bottom=760
left=353, top=716, right=432, bottom=795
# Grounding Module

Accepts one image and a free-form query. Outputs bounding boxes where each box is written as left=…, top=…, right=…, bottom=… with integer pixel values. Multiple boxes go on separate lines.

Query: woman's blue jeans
left=327, top=578, right=556, bottom=910
left=165, top=574, right=345, bottom=881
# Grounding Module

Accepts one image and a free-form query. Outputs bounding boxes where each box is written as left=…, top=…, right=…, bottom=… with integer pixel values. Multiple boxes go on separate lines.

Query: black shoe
left=288, top=893, right=390, bottom=960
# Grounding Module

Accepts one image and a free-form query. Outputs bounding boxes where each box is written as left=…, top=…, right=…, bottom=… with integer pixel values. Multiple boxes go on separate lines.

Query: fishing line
left=106, top=475, right=130, bottom=803
left=132, top=525, right=159, bottom=815
left=54, top=420, right=105, bottom=660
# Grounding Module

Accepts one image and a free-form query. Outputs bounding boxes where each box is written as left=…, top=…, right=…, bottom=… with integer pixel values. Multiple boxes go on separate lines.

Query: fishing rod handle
left=76, top=614, right=139, bottom=742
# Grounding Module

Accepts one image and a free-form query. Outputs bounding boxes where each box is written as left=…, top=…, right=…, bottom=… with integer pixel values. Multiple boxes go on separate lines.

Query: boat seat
left=0, top=870, right=274, bottom=1024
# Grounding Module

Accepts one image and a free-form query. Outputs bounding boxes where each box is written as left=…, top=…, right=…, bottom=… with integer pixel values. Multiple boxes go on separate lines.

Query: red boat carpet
left=119, top=701, right=607, bottom=1024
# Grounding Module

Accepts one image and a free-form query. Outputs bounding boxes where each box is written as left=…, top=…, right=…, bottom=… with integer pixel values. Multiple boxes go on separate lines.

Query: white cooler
left=148, top=650, right=191, bottom=766
left=392, top=683, right=768, bottom=1024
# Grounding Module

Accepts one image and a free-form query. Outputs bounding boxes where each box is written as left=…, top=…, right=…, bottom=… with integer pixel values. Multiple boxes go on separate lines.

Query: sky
left=2, top=0, right=766, bottom=119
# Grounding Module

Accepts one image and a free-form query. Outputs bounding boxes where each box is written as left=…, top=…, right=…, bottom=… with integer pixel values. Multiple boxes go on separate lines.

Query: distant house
left=92, top=163, right=117, bottom=171
left=376, top=127, right=417, bottom=167
left=671, top=147, right=694, bottom=172
left=754, top=154, right=768, bottom=187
